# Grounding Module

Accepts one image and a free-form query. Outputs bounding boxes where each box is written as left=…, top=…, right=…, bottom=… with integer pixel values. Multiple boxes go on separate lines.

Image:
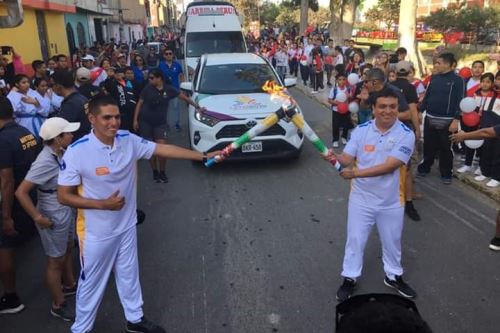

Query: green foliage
left=259, top=1, right=281, bottom=25
left=282, top=0, right=319, bottom=12
left=424, top=6, right=499, bottom=33
left=422, top=8, right=456, bottom=32
left=364, top=0, right=401, bottom=29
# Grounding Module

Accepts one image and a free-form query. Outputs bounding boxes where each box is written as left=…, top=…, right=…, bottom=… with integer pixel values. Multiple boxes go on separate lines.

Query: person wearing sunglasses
left=133, top=69, right=204, bottom=183
left=158, top=48, right=184, bottom=131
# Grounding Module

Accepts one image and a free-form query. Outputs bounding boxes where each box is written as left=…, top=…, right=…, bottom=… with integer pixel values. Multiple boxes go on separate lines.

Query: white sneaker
left=474, top=175, right=487, bottom=182
left=486, top=179, right=500, bottom=188
left=311, top=90, right=318, bottom=94
left=332, top=141, right=339, bottom=148
left=341, top=138, right=347, bottom=145
left=474, top=167, right=482, bottom=176
left=457, top=165, right=471, bottom=173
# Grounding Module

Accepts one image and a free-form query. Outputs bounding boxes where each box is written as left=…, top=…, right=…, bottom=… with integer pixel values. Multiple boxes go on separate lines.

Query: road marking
left=268, top=313, right=280, bottom=325
left=419, top=180, right=495, bottom=226
left=426, top=197, right=484, bottom=234
left=201, top=255, right=209, bottom=333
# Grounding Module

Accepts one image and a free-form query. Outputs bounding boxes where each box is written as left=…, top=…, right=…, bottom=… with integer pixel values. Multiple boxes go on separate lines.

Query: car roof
left=203, top=53, right=266, bottom=66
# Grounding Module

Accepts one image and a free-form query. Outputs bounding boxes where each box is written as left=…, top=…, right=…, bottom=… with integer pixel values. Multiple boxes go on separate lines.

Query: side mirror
left=284, top=77, right=297, bottom=88
left=180, top=82, right=193, bottom=91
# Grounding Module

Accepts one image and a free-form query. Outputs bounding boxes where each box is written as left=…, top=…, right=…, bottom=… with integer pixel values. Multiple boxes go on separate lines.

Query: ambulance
left=181, top=1, right=247, bottom=79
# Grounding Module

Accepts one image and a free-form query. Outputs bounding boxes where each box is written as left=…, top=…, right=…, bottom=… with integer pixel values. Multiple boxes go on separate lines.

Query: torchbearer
left=57, top=96, right=218, bottom=333
left=324, top=88, right=417, bottom=302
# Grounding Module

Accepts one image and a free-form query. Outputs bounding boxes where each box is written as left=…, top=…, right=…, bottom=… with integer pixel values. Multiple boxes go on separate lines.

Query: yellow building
left=0, top=0, right=74, bottom=75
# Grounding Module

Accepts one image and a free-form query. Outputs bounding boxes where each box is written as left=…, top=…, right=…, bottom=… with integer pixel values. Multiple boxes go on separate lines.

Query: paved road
left=1, top=88, right=499, bottom=333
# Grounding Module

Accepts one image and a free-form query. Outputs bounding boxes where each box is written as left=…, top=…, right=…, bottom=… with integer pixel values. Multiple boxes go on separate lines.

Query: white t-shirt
left=328, top=85, right=350, bottom=112
left=343, top=120, right=415, bottom=209
left=58, top=130, right=156, bottom=241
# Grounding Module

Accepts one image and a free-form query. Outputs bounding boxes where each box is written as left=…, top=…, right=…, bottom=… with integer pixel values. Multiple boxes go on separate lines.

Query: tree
left=422, top=8, right=457, bottom=33
left=455, top=6, right=496, bottom=49
left=300, top=0, right=309, bottom=36
left=398, top=0, right=423, bottom=76
left=259, top=1, right=280, bottom=26
left=364, top=0, right=400, bottom=30
left=232, top=0, right=259, bottom=27
left=328, top=0, right=362, bottom=44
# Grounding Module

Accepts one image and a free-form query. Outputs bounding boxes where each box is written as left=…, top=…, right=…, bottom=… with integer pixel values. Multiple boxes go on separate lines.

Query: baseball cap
left=82, top=54, right=95, bottom=62
left=39, top=117, right=80, bottom=141
left=396, top=61, right=412, bottom=75
left=366, top=68, right=386, bottom=81
left=117, top=53, right=126, bottom=58
left=75, top=67, right=91, bottom=82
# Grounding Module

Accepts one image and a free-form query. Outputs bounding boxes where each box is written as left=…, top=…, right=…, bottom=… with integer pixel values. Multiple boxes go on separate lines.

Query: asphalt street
left=1, top=87, right=499, bottom=333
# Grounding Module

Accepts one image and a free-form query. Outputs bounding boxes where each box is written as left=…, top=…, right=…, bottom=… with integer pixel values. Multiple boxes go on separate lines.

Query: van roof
left=203, top=53, right=266, bottom=66
left=186, top=1, right=236, bottom=10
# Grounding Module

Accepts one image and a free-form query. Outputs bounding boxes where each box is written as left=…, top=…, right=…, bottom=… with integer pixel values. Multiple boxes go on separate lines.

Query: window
left=186, top=31, right=246, bottom=57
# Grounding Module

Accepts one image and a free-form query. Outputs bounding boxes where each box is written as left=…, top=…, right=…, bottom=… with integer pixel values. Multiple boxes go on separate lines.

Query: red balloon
left=462, top=111, right=480, bottom=127
left=458, top=67, right=472, bottom=80
left=337, top=102, right=349, bottom=114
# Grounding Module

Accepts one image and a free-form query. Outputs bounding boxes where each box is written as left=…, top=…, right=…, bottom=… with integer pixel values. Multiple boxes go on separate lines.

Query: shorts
left=139, top=120, right=168, bottom=141
left=0, top=207, right=37, bottom=249
left=325, top=64, right=334, bottom=74
left=37, top=207, right=75, bottom=258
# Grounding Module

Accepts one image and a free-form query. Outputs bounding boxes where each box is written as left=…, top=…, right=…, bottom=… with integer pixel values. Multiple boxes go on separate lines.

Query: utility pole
left=300, top=0, right=309, bottom=36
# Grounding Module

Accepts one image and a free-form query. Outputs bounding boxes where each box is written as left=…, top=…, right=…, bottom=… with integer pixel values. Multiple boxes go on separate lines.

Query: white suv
left=181, top=53, right=304, bottom=160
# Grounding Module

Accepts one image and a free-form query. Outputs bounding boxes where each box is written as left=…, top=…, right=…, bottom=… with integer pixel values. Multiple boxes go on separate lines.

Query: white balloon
left=347, top=73, right=360, bottom=85
left=348, top=102, right=359, bottom=113
left=336, top=92, right=348, bottom=103
left=464, top=139, right=484, bottom=149
left=459, top=97, right=477, bottom=113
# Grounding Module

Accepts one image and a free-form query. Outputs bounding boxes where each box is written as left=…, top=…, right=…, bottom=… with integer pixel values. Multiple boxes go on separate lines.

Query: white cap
left=82, top=54, right=95, bottom=62
left=76, top=67, right=91, bottom=81
left=39, top=117, right=80, bottom=140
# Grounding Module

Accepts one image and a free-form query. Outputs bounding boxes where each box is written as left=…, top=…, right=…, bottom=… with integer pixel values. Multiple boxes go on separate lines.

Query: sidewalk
left=292, top=75, right=500, bottom=204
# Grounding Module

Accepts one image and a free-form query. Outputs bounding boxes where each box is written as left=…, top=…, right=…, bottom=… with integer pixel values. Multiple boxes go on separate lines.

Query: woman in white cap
left=15, top=117, right=80, bottom=322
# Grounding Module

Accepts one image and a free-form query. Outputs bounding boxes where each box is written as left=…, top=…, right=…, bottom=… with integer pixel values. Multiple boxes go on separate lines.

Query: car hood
left=198, top=93, right=290, bottom=119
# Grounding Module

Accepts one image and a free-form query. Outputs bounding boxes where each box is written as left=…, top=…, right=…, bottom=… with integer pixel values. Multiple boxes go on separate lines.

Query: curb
left=292, top=80, right=500, bottom=204
left=455, top=173, right=500, bottom=204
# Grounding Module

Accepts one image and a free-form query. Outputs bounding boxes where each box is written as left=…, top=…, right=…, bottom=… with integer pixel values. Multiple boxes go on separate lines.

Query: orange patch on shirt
left=364, top=144, right=376, bottom=152
left=95, top=167, right=110, bottom=176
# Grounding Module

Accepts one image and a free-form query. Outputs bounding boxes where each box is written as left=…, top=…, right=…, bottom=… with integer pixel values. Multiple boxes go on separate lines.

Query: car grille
left=215, top=123, right=286, bottom=139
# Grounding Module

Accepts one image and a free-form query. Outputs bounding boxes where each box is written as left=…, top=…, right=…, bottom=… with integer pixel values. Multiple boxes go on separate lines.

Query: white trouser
left=341, top=201, right=404, bottom=280
left=72, top=227, right=143, bottom=333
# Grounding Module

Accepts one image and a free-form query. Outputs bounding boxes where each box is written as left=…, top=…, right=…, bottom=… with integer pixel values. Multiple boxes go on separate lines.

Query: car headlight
left=195, top=110, right=220, bottom=127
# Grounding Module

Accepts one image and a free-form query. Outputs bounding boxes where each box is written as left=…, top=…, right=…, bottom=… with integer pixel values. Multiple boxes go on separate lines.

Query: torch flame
left=262, top=80, right=294, bottom=110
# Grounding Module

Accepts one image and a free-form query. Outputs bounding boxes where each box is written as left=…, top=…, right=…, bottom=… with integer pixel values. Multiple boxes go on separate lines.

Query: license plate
left=241, top=141, right=263, bottom=153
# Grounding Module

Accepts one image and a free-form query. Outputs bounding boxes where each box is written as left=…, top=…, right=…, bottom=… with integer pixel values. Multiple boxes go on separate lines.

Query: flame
left=262, top=80, right=294, bottom=110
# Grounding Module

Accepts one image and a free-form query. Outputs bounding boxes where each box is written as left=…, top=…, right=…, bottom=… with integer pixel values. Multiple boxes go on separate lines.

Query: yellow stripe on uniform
left=76, top=185, right=86, bottom=253
left=399, top=165, right=407, bottom=206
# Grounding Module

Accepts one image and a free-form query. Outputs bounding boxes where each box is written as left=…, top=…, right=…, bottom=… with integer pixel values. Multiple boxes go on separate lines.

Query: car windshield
left=186, top=31, right=246, bottom=57
left=198, top=63, right=279, bottom=94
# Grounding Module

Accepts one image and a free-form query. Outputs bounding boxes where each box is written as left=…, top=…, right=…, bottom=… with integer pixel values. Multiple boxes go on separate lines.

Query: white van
left=181, top=1, right=247, bottom=79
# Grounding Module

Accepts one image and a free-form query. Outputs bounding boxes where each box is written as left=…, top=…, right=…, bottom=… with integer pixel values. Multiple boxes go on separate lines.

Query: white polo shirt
left=58, top=130, right=156, bottom=241
left=343, top=120, right=415, bottom=210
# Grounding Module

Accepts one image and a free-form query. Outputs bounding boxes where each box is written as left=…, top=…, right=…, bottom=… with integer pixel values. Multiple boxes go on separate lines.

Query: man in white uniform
left=57, top=96, right=217, bottom=333
left=326, top=88, right=417, bottom=302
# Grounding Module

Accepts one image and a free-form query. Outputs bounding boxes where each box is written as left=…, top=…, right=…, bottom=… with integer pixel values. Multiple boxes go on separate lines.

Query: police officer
left=326, top=88, right=417, bottom=302
left=0, top=96, right=39, bottom=314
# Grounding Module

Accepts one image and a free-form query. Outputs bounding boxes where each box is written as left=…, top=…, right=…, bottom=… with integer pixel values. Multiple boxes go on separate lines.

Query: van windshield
left=198, top=63, right=278, bottom=94
left=186, top=31, right=246, bottom=57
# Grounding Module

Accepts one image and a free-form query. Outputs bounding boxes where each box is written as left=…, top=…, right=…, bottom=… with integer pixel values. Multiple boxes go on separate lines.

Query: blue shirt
left=158, top=60, right=183, bottom=89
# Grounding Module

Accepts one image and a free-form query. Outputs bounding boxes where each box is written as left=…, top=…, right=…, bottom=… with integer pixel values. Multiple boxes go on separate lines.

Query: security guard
left=326, top=88, right=417, bottom=302
left=57, top=96, right=217, bottom=333
left=0, top=96, right=39, bottom=314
